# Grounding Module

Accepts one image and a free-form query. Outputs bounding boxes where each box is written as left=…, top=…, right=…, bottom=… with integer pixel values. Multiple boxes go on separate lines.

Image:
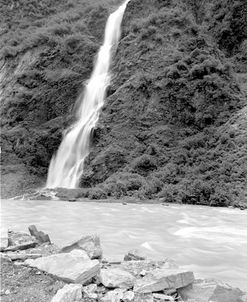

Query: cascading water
left=46, top=0, right=130, bottom=189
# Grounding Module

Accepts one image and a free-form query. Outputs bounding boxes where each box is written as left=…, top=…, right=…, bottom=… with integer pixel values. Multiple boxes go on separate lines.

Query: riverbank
left=1, top=227, right=247, bottom=302
left=7, top=187, right=247, bottom=210
left=2, top=199, right=247, bottom=290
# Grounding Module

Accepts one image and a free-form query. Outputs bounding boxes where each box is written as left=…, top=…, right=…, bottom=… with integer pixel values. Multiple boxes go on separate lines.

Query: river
left=1, top=199, right=247, bottom=290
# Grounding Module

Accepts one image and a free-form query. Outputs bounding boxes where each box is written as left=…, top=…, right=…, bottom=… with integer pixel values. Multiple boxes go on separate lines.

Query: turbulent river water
left=1, top=200, right=247, bottom=290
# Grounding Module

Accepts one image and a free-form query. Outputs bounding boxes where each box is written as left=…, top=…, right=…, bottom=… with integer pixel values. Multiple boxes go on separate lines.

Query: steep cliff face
left=1, top=0, right=247, bottom=205
left=80, top=0, right=247, bottom=206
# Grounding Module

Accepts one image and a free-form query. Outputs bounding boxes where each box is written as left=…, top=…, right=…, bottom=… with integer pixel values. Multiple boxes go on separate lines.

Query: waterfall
left=46, top=0, right=129, bottom=189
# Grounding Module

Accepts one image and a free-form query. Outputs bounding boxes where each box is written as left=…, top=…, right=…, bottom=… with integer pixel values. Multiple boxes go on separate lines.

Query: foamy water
left=1, top=200, right=247, bottom=290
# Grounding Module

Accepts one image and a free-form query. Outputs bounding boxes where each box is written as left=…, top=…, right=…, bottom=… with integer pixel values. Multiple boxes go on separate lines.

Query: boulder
left=25, top=250, right=100, bottom=284
left=134, top=268, right=194, bottom=293
left=6, top=230, right=37, bottom=251
left=100, top=268, right=136, bottom=289
left=101, top=289, right=125, bottom=302
left=60, top=234, right=102, bottom=259
left=178, top=279, right=246, bottom=302
left=124, top=249, right=147, bottom=261
left=51, top=284, right=82, bottom=302
left=28, top=225, right=51, bottom=244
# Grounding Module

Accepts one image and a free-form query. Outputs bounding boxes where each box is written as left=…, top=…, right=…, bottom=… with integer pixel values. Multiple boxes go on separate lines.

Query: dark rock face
left=1, top=0, right=247, bottom=206
left=80, top=0, right=247, bottom=206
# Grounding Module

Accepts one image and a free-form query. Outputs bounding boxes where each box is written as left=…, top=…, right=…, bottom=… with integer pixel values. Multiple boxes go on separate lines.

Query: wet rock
left=60, top=234, right=103, bottom=259
left=178, top=279, right=246, bottom=302
left=51, top=284, right=82, bottom=302
left=124, top=249, right=147, bottom=261
left=101, top=289, right=125, bottom=302
left=25, top=249, right=100, bottom=284
left=5, top=229, right=37, bottom=251
left=134, top=268, right=194, bottom=293
left=28, top=225, right=51, bottom=244
left=83, top=284, right=98, bottom=299
left=100, top=268, right=136, bottom=289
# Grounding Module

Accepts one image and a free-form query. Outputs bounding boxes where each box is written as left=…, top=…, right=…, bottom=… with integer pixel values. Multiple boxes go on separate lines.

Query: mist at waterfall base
left=46, top=1, right=129, bottom=189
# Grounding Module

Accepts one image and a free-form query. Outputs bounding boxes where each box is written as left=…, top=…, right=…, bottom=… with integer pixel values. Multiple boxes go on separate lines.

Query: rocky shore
left=1, top=227, right=247, bottom=302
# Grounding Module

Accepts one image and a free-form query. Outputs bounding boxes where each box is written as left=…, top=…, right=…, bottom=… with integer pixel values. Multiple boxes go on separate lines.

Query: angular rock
left=134, top=268, right=194, bottom=293
left=51, top=284, right=82, bottom=302
left=100, top=268, right=136, bottom=289
left=123, top=290, right=135, bottom=301
left=178, top=279, right=246, bottom=302
left=83, top=284, right=98, bottom=299
left=7, top=229, right=37, bottom=247
left=101, top=289, right=125, bottom=302
left=60, top=234, right=102, bottom=259
left=124, top=249, right=147, bottom=261
left=25, top=249, right=100, bottom=284
left=28, top=225, right=51, bottom=244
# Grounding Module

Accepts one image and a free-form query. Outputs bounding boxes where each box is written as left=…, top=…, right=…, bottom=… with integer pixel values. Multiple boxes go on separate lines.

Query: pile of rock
left=1, top=227, right=246, bottom=302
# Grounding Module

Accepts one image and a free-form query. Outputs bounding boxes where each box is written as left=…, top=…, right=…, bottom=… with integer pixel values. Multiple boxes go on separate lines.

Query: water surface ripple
left=1, top=200, right=247, bottom=290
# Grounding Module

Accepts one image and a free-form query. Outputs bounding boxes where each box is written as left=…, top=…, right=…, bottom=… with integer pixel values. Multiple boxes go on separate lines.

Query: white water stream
left=46, top=1, right=129, bottom=188
left=1, top=200, right=247, bottom=290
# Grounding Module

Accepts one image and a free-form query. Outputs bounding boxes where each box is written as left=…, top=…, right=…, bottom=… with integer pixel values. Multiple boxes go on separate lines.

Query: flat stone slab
left=134, top=268, right=194, bottom=293
left=60, top=234, right=102, bottom=259
left=100, top=268, right=136, bottom=289
left=51, top=284, right=82, bottom=302
left=178, top=279, right=246, bottom=302
left=25, top=249, right=100, bottom=284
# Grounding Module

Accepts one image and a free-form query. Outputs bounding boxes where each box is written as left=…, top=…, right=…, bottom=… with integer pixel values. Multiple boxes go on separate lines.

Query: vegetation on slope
left=1, top=0, right=247, bottom=206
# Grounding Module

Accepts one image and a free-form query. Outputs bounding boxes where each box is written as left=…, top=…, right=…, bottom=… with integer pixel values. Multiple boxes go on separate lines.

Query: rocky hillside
left=1, top=0, right=247, bottom=206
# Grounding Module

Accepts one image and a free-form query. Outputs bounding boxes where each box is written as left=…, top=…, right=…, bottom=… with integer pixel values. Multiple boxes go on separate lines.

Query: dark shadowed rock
left=124, top=249, right=147, bottom=261
left=60, top=234, right=103, bottom=259
left=28, top=225, right=51, bottom=244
